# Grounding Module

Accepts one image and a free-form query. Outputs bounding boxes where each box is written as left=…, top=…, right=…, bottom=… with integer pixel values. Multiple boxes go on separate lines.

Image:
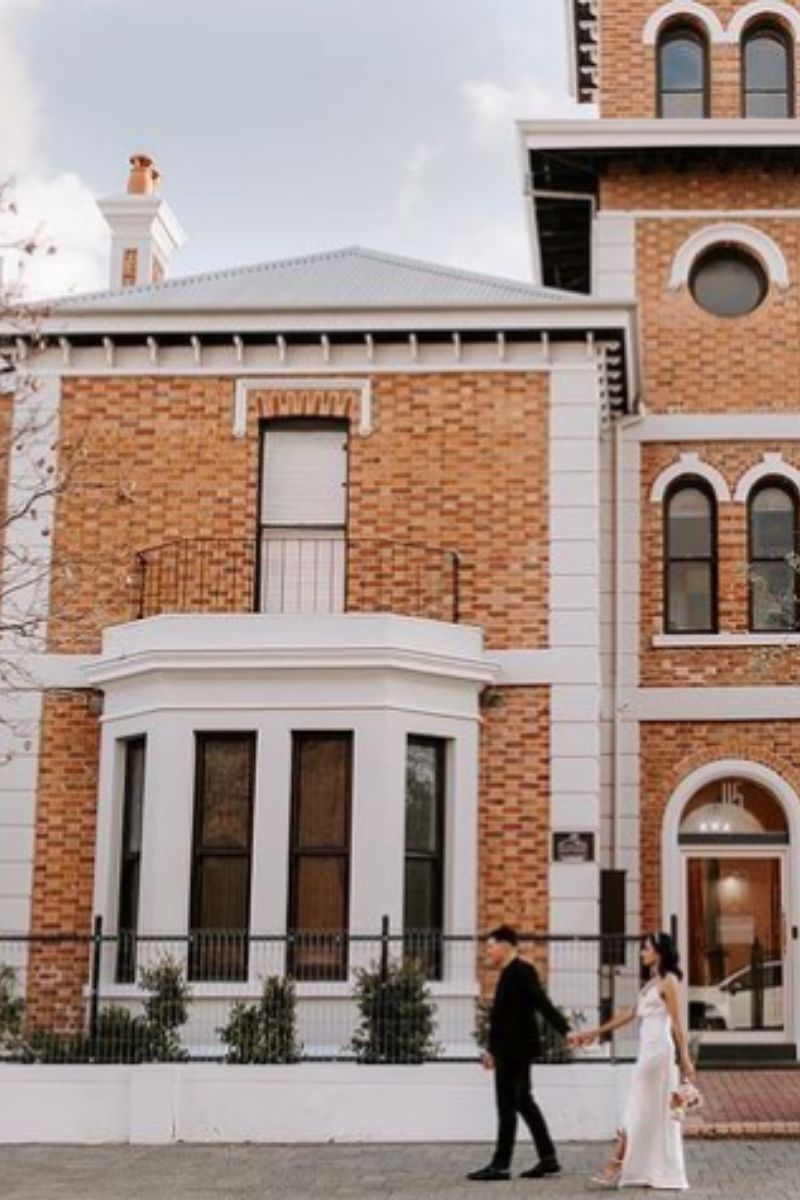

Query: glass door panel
left=686, top=856, right=784, bottom=1034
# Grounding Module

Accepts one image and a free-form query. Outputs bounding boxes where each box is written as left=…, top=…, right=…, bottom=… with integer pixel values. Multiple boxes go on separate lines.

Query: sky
left=0, top=0, right=579, bottom=298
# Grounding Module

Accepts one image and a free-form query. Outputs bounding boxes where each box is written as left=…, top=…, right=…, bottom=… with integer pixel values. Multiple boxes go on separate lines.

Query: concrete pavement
left=0, top=1142, right=798, bottom=1200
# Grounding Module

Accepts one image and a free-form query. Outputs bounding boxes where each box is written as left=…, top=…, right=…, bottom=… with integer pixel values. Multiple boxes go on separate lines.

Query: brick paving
left=685, top=1070, right=800, bottom=1139
left=0, top=1142, right=799, bottom=1199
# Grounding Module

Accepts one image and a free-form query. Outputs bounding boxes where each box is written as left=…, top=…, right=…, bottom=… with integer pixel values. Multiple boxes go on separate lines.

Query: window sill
left=87, top=981, right=480, bottom=1002
left=653, top=633, right=800, bottom=648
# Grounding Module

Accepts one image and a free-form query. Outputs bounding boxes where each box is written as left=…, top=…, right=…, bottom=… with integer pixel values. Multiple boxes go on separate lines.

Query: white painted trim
left=649, top=452, right=731, bottom=502
left=0, top=1062, right=635, bottom=1144
left=661, top=760, right=800, bottom=1046
left=727, top=1, right=800, bottom=41
left=633, top=686, right=800, bottom=720
left=643, top=2, right=725, bottom=44
left=733, top=452, right=800, bottom=502
left=519, top=118, right=800, bottom=156
left=654, top=632, right=800, bottom=647
left=667, top=224, right=790, bottom=292
left=233, top=377, right=373, bottom=439
left=631, top=414, right=800, bottom=441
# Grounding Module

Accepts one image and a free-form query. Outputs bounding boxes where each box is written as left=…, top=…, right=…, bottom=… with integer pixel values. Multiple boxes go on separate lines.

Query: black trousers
left=491, top=1057, right=556, bottom=1170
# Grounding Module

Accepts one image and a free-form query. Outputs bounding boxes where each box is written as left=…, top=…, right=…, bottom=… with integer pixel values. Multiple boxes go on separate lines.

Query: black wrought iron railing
left=134, top=536, right=461, bottom=623
left=0, top=923, right=644, bottom=1065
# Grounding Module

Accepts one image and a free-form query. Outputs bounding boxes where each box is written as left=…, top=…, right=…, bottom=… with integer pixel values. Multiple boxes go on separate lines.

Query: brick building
left=1, top=0, right=799, bottom=1065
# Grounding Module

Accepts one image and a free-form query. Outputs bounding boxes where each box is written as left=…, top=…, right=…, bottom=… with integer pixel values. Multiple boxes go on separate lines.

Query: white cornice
left=519, top=117, right=800, bottom=152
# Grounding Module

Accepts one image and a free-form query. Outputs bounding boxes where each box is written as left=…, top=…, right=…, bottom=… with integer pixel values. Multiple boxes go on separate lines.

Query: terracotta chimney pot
left=127, top=154, right=160, bottom=196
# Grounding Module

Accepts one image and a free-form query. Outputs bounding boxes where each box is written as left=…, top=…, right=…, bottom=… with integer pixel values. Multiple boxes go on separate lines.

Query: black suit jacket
left=488, top=956, right=570, bottom=1063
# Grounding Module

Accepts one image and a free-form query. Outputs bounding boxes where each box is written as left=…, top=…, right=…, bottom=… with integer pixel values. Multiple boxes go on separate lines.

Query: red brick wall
left=27, top=692, right=100, bottom=1031
left=50, top=372, right=549, bottom=652
left=599, top=1, right=800, bottom=119
left=640, top=721, right=800, bottom=928
left=479, top=687, right=550, bottom=934
left=641, top=442, right=800, bottom=686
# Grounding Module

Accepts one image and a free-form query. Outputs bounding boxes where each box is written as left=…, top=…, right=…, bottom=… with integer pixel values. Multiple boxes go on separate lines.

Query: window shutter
left=262, top=425, right=347, bottom=527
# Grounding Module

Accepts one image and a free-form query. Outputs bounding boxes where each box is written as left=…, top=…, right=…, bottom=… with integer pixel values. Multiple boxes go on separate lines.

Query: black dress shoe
left=467, top=1165, right=512, bottom=1182
left=519, top=1159, right=562, bottom=1179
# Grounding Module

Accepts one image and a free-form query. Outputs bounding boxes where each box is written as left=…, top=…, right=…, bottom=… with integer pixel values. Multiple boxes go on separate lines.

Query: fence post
left=89, top=914, right=103, bottom=1060
left=380, top=914, right=390, bottom=984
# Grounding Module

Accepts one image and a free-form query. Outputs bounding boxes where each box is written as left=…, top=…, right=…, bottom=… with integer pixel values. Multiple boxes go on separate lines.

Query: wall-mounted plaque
left=552, top=831, right=595, bottom=864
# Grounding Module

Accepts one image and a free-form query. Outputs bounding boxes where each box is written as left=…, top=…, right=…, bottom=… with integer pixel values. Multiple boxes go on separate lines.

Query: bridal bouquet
left=669, top=1081, right=703, bottom=1122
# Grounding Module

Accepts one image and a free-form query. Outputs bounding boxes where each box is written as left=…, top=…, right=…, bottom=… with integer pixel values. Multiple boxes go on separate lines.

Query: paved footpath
left=0, top=1142, right=799, bottom=1200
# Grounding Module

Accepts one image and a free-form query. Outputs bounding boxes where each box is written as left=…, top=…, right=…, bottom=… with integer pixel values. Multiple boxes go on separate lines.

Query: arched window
left=658, top=24, right=709, bottom=117
left=748, top=481, right=799, bottom=631
left=665, top=480, right=717, bottom=633
left=743, top=22, right=794, bottom=117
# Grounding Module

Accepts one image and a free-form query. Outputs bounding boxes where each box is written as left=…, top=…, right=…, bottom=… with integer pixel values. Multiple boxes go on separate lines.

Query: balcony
left=135, top=536, right=461, bottom=624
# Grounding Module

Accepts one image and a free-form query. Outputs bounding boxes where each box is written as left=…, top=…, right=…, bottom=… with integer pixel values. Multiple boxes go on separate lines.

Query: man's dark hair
left=487, top=924, right=518, bottom=946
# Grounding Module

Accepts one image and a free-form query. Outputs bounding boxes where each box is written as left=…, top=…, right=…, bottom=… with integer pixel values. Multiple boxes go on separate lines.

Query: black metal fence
left=135, top=536, right=461, bottom=623
left=0, top=924, right=643, bottom=1065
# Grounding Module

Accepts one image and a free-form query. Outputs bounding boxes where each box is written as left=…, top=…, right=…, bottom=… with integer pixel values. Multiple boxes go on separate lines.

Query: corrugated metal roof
left=53, top=246, right=572, bottom=313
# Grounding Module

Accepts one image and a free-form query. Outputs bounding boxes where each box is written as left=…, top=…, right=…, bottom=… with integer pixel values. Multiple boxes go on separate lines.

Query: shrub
left=349, top=958, right=441, bottom=1064
left=218, top=975, right=302, bottom=1064
left=0, top=964, right=24, bottom=1057
left=26, top=954, right=192, bottom=1064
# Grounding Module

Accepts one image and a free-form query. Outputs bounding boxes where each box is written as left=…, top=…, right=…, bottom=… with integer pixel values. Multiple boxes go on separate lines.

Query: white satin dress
left=619, top=981, right=689, bottom=1191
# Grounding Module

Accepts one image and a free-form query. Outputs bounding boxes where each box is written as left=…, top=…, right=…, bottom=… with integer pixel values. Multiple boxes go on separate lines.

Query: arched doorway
left=663, top=763, right=796, bottom=1049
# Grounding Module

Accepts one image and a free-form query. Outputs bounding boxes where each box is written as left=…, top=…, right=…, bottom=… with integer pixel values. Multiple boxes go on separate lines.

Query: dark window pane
left=197, top=738, right=254, bottom=850
left=405, top=859, right=438, bottom=930
left=661, top=91, right=705, bottom=117
left=661, top=37, right=704, bottom=90
left=406, top=741, right=440, bottom=853
left=746, top=34, right=789, bottom=91
left=288, top=733, right=352, bottom=981
left=294, top=856, right=348, bottom=931
left=124, top=740, right=146, bottom=856
left=117, top=737, right=147, bottom=984
left=195, top=856, right=250, bottom=930
left=668, top=562, right=714, bottom=632
left=190, top=734, right=255, bottom=981
left=294, top=737, right=350, bottom=849
left=751, top=562, right=797, bottom=630
left=751, top=487, right=796, bottom=558
left=691, top=250, right=767, bottom=318
left=668, top=488, right=713, bottom=557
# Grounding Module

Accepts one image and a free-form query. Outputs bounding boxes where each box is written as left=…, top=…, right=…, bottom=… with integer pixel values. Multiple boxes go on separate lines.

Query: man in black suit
left=467, top=925, right=573, bottom=1183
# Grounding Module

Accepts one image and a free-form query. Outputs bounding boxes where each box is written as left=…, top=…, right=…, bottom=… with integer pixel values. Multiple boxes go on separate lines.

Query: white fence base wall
left=0, top=1063, right=635, bottom=1145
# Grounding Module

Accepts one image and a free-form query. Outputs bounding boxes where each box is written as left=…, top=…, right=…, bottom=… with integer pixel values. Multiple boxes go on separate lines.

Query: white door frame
left=661, top=759, right=799, bottom=1049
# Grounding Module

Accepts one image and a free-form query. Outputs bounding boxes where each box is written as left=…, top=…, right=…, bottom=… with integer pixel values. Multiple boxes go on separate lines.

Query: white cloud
left=0, top=0, right=107, bottom=298
left=461, top=78, right=580, bottom=144
left=396, top=143, right=442, bottom=224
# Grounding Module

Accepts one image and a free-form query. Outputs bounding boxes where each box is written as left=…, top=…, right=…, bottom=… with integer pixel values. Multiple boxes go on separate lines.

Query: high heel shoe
left=589, top=1157, right=623, bottom=1188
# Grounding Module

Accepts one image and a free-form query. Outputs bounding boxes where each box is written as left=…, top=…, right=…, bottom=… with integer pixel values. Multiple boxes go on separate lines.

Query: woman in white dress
left=575, top=932, right=694, bottom=1190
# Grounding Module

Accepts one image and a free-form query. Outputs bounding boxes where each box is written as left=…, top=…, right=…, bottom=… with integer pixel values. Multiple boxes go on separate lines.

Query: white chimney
left=98, top=154, right=185, bottom=289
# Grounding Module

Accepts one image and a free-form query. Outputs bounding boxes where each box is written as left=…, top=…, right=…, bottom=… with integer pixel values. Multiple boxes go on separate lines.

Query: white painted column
left=136, top=715, right=194, bottom=942
left=0, top=375, right=62, bottom=940
left=547, top=362, right=603, bottom=1016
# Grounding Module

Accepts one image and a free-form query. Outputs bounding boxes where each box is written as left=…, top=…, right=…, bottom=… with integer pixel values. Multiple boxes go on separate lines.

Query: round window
left=689, top=246, right=768, bottom=318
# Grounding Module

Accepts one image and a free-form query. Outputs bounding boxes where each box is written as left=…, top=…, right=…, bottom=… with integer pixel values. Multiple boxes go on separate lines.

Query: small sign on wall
left=552, top=831, right=595, bottom=864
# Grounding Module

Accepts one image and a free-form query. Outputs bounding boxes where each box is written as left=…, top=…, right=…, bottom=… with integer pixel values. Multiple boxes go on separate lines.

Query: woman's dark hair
left=644, top=932, right=683, bottom=980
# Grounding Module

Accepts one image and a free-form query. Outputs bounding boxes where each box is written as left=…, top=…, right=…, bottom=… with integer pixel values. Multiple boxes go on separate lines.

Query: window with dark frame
left=404, top=736, right=446, bottom=979
left=665, top=480, right=717, bottom=634
left=287, top=732, right=353, bottom=981
left=116, top=736, right=147, bottom=984
left=748, top=481, right=799, bottom=632
left=658, top=24, right=709, bottom=117
left=743, top=23, right=794, bottom=117
left=189, top=733, right=256, bottom=982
